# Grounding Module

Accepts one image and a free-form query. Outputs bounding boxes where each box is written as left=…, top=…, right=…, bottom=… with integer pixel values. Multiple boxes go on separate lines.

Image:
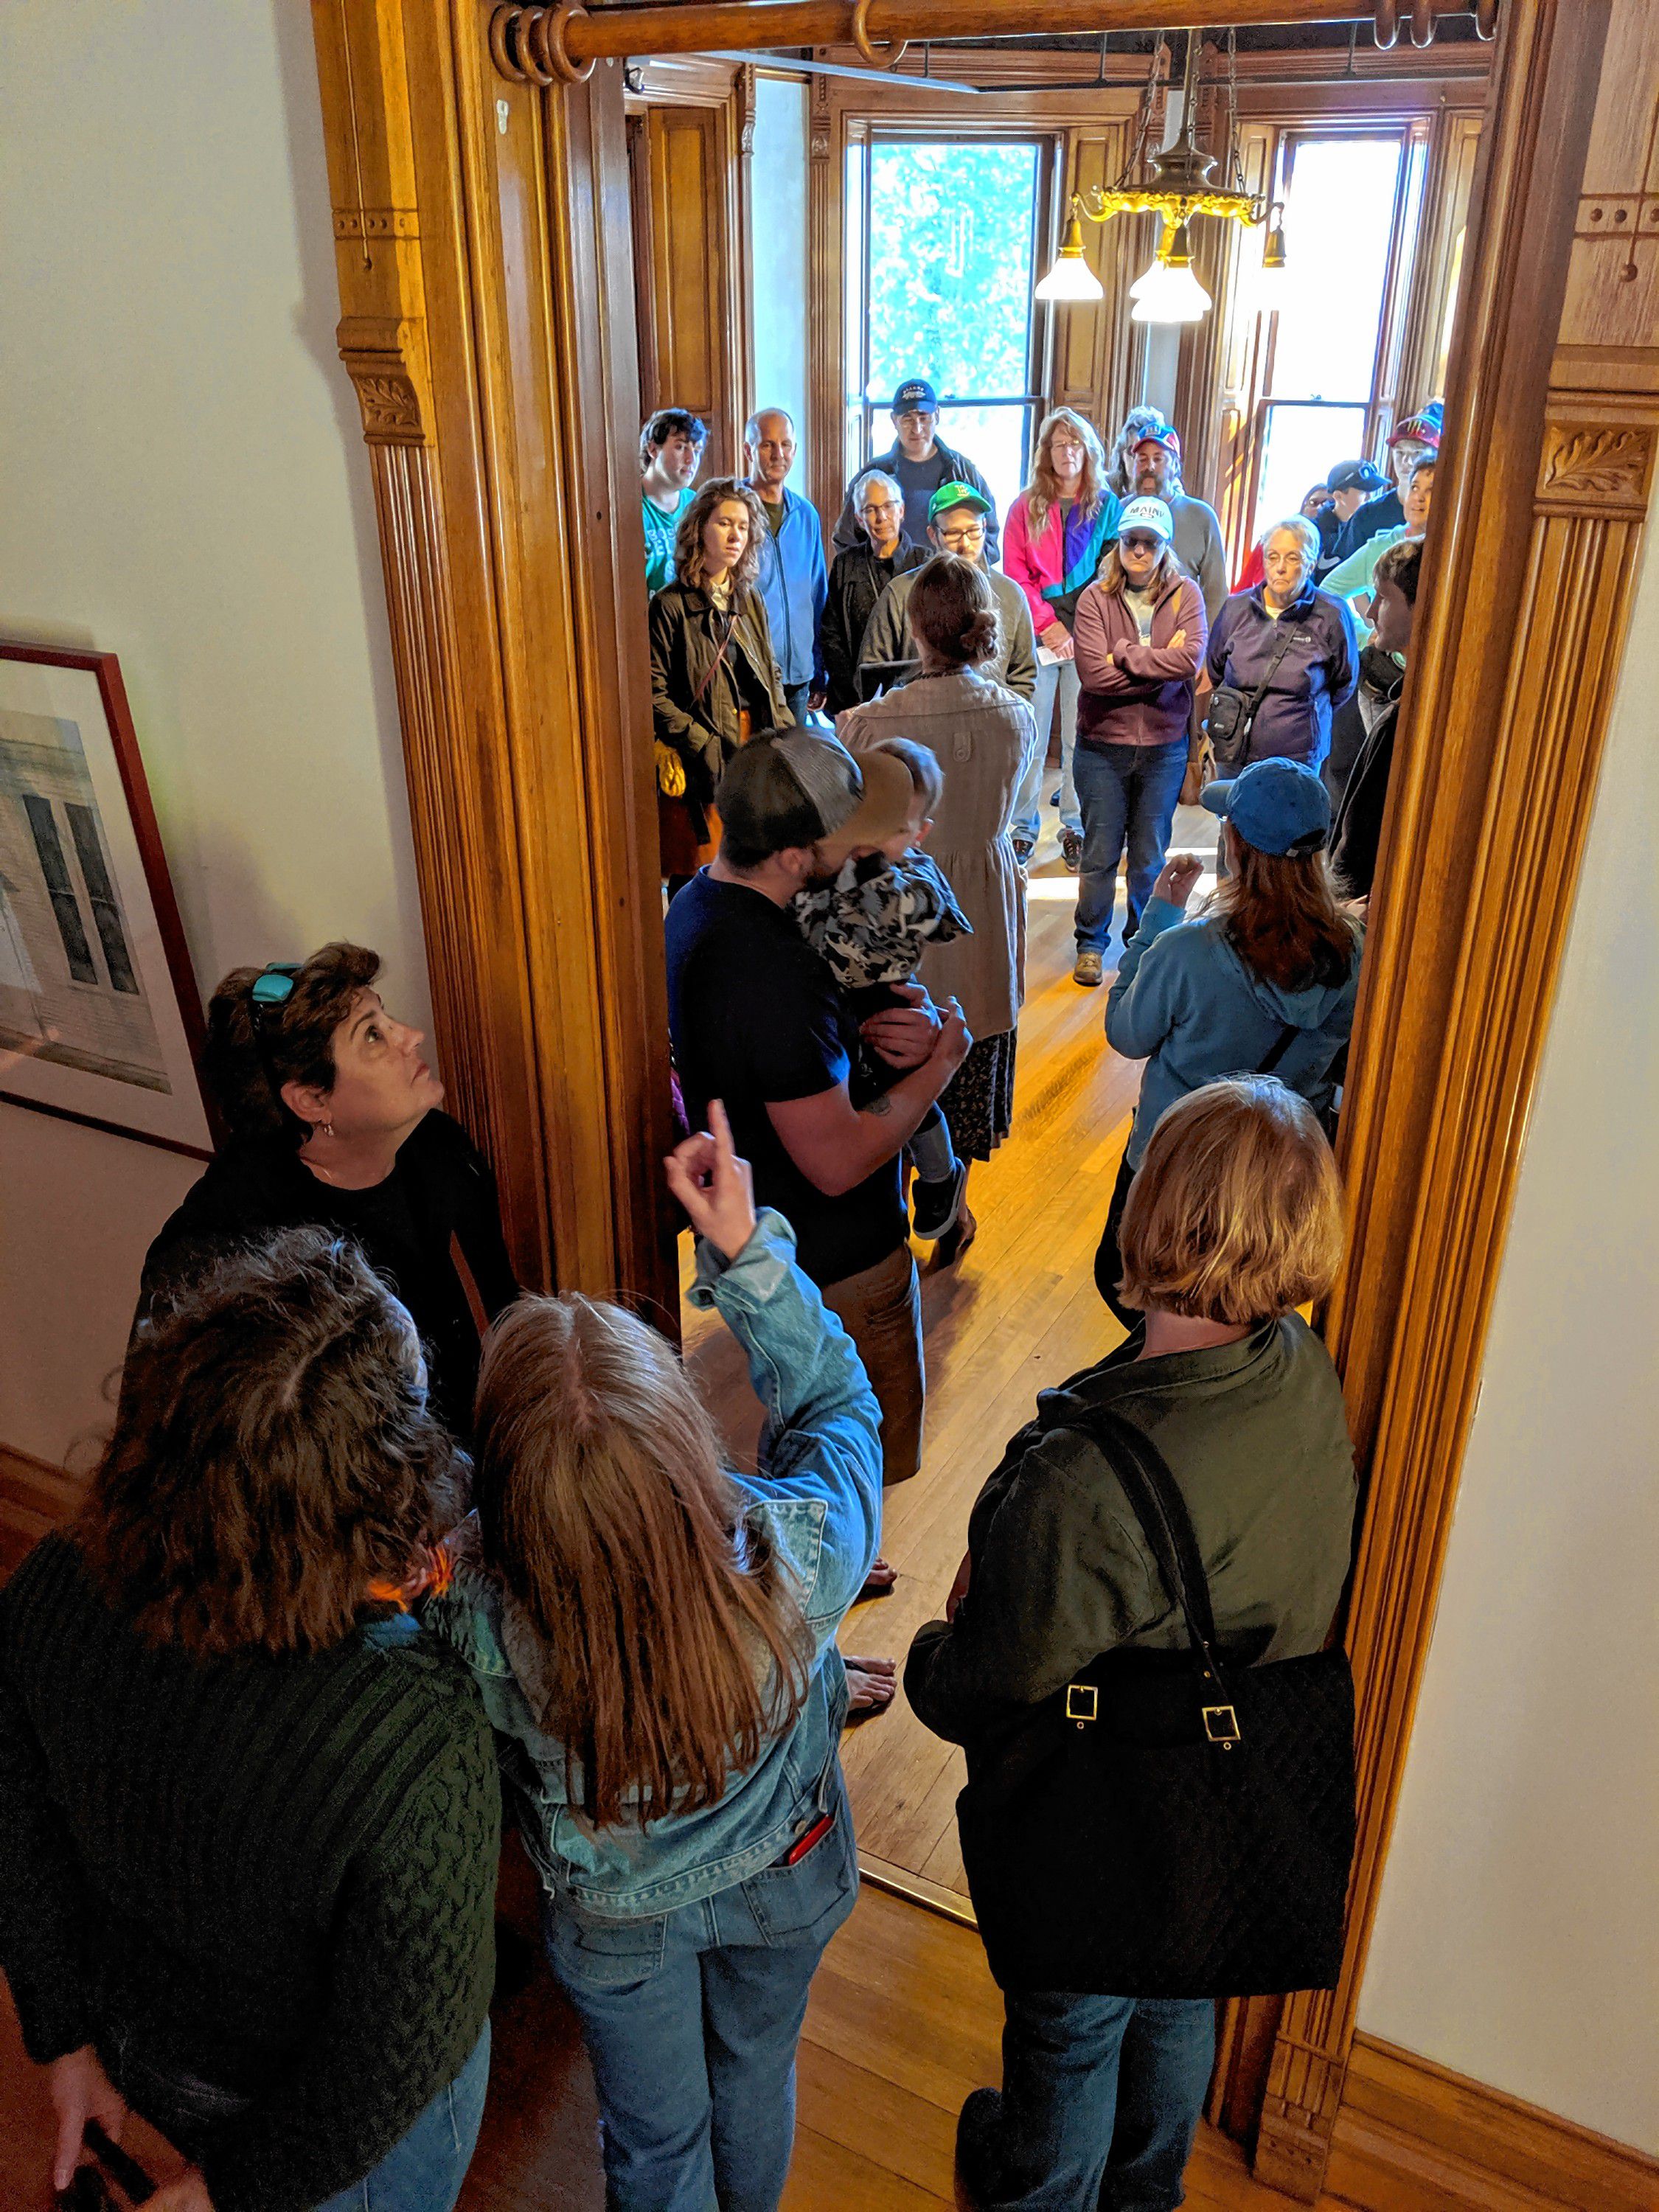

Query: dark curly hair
left=203, top=941, right=380, bottom=1147
left=639, top=408, right=708, bottom=470
left=674, top=477, right=767, bottom=598
left=80, top=1228, right=462, bottom=1660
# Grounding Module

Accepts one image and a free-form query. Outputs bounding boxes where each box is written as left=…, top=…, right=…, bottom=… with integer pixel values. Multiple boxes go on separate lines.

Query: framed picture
left=0, top=643, right=213, bottom=1157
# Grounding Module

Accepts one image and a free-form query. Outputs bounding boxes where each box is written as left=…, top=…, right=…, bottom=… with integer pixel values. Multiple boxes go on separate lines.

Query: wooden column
left=311, top=0, right=677, bottom=1318
left=1255, top=0, right=1659, bottom=2191
left=807, top=65, right=845, bottom=527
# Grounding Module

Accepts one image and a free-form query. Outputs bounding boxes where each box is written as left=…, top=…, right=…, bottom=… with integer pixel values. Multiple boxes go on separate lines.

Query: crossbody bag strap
left=1257, top=1023, right=1301, bottom=1074
left=1239, top=616, right=1298, bottom=727
left=689, top=608, right=737, bottom=709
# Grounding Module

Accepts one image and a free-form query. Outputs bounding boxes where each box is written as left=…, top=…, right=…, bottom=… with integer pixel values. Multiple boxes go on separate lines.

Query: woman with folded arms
left=1, top=1230, right=500, bottom=2212
left=428, top=1106, right=882, bottom=2212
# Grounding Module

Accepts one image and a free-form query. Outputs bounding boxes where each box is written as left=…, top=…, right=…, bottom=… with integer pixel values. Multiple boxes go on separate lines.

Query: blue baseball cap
left=892, top=378, right=939, bottom=414
left=1201, top=758, right=1331, bottom=857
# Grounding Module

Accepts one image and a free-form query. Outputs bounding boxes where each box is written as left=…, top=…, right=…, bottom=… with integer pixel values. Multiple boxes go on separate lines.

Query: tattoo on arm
left=865, top=1095, right=894, bottom=1117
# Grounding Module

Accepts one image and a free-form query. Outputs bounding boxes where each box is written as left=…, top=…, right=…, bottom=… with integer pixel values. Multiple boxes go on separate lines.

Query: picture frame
left=0, top=643, right=214, bottom=1158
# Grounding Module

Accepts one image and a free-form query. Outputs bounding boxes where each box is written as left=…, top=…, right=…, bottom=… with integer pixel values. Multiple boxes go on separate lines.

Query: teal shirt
left=1323, top=523, right=1407, bottom=611
left=644, top=487, right=694, bottom=596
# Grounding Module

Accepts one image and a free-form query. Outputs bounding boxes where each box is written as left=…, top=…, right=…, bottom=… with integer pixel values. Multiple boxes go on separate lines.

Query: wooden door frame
left=310, top=1, right=1658, bottom=2196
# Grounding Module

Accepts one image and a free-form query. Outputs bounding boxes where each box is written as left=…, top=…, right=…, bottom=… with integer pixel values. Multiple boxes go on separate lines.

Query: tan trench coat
left=840, top=667, right=1038, bottom=1040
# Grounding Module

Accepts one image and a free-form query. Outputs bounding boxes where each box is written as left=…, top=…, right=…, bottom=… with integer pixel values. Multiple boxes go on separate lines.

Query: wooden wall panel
left=1397, top=112, right=1484, bottom=422
left=638, top=105, right=738, bottom=474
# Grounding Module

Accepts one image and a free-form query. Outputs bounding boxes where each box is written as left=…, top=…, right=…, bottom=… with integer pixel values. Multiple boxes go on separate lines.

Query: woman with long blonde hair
left=429, top=1107, right=883, bottom=2212
left=1003, top=408, right=1121, bottom=864
left=1095, top=757, right=1363, bottom=1324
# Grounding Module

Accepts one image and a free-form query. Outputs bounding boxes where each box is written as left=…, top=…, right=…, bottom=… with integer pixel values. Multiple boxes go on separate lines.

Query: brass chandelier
left=1037, top=29, right=1286, bottom=323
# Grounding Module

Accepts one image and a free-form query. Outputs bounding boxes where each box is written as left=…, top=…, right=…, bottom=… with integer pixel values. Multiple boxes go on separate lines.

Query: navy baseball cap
left=1326, top=458, right=1386, bottom=495
left=892, top=379, right=939, bottom=414
left=1201, top=758, right=1331, bottom=857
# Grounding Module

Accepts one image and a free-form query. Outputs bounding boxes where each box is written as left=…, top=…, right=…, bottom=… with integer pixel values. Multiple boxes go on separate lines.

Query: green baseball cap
left=928, top=480, right=992, bottom=524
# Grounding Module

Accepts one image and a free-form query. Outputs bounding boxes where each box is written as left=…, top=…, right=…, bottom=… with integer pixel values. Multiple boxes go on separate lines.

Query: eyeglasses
left=54, top=2123, right=156, bottom=2210
left=936, top=522, right=986, bottom=547
left=859, top=501, right=899, bottom=518
left=1119, top=534, right=1163, bottom=554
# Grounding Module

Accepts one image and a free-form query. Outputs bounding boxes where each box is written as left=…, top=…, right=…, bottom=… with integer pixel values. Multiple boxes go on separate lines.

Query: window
left=23, top=794, right=97, bottom=985
left=844, top=136, right=1048, bottom=524
left=1249, top=133, right=1425, bottom=540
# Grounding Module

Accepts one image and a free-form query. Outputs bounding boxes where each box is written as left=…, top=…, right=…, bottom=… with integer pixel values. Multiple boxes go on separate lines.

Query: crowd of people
left=1, top=379, right=1443, bottom=2212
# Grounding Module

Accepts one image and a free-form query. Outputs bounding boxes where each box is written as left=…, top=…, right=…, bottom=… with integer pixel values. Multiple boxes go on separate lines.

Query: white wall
left=749, top=74, right=811, bottom=482
left=0, top=0, right=428, bottom=1464
left=1357, top=491, right=1659, bottom=2152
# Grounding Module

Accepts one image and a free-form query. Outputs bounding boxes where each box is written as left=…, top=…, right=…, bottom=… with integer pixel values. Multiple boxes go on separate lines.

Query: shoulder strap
left=689, top=609, right=737, bottom=708
left=1258, top=1022, right=1301, bottom=1074
left=1242, top=615, right=1298, bottom=723
left=1058, top=1402, right=1233, bottom=1698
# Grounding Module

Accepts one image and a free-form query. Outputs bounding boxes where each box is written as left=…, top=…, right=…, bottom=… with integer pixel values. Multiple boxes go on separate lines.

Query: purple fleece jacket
left=1204, top=581, right=1358, bottom=768
left=1073, top=572, right=1207, bottom=750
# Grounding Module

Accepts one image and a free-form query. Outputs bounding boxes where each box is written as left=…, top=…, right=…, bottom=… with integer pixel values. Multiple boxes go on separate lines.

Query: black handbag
left=1203, top=619, right=1296, bottom=772
left=955, top=1404, right=1356, bottom=1999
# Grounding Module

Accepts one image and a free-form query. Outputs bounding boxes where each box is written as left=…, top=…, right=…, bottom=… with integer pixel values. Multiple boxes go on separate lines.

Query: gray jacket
left=857, top=566, right=1037, bottom=706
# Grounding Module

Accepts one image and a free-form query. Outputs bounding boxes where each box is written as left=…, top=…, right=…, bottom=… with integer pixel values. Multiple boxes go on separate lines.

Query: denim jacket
left=425, top=1211, right=882, bottom=1918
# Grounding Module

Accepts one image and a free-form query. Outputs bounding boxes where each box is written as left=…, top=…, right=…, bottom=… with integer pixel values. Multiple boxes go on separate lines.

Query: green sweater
left=0, top=1534, right=500, bottom=2212
left=906, top=1317, right=1357, bottom=1749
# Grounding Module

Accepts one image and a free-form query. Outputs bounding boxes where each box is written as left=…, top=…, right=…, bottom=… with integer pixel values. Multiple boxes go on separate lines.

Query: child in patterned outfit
left=795, top=738, right=972, bottom=1240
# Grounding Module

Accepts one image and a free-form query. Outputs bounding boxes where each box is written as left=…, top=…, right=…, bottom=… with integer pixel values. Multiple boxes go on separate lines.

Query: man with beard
left=832, top=378, right=1001, bottom=563
left=1128, top=425, right=1228, bottom=625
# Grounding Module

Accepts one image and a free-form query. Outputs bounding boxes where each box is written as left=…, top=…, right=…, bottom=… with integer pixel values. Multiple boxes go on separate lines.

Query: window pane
left=1253, top=402, right=1368, bottom=546
left=864, top=141, right=1039, bottom=404
left=1269, top=139, right=1403, bottom=403
left=935, top=403, right=1032, bottom=532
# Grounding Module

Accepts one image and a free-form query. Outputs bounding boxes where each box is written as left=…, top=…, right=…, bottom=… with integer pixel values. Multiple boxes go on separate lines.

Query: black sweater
left=136, top=1110, right=518, bottom=1443
left=0, top=1534, right=501, bottom=2212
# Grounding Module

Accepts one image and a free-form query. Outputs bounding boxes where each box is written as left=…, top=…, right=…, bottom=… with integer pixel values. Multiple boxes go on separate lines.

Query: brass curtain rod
left=491, top=1, right=1492, bottom=83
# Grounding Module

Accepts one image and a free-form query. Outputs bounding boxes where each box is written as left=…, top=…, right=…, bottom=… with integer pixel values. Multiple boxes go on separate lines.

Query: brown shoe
left=1060, top=827, right=1084, bottom=873
left=1073, top=948, right=1104, bottom=987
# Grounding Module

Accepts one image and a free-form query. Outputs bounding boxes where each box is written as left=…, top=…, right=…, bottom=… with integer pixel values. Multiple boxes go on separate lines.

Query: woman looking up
left=906, top=1078, right=1357, bottom=2212
left=1, top=1231, right=500, bottom=2212
left=1003, top=408, right=1121, bottom=867
left=1068, top=495, right=1208, bottom=987
left=840, top=555, right=1039, bottom=1260
left=430, top=1105, right=882, bottom=2212
left=650, top=475, right=791, bottom=893
left=1094, top=758, right=1364, bottom=1326
left=138, top=942, right=517, bottom=1443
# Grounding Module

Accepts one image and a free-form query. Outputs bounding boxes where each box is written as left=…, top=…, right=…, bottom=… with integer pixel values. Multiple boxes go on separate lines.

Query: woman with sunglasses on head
left=136, top=943, right=518, bottom=1444
left=1068, top=497, right=1208, bottom=990
left=428, top=1104, right=883, bottom=2212
left=1, top=1230, right=500, bottom=2212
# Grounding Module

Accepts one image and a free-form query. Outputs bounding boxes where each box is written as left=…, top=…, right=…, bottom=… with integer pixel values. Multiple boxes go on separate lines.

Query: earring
left=316, top=1119, right=334, bottom=1139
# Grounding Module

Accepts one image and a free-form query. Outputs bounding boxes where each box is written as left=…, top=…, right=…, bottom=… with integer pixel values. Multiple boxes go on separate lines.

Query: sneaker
left=954, top=2087, right=1003, bottom=2211
left=1060, top=827, right=1084, bottom=873
left=1073, top=948, right=1104, bottom=987
left=1011, top=833, right=1035, bottom=866
left=911, top=1157, right=967, bottom=1240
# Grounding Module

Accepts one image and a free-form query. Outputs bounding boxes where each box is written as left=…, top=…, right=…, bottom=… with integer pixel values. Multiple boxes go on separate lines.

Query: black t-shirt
left=664, top=872, right=908, bottom=1287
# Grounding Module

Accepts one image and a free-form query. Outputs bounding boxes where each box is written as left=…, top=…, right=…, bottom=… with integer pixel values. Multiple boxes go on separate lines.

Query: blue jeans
left=1015, top=657, right=1082, bottom=839
left=110, top=2025, right=490, bottom=2212
left=960, top=1992, right=1214, bottom=2211
left=545, top=1780, right=858, bottom=2211
left=1071, top=740, right=1188, bottom=954
left=315, top=2028, right=490, bottom=2212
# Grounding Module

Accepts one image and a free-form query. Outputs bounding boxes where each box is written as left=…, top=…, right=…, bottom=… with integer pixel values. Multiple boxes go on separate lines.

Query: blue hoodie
left=1106, top=897, right=1363, bottom=1167
left=754, top=485, right=829, bottom=692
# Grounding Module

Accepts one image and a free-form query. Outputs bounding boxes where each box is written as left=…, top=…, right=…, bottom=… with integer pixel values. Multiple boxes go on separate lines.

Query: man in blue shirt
left=745, top=408, right=828, bottom=723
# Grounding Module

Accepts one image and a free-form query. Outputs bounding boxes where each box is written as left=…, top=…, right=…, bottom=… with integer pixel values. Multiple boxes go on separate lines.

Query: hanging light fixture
left=1036, top=28, right=1279, bottom=322
left=1130, top=220, right=1213, bottom=324
left=1034, top=213, right=1106, bottom=302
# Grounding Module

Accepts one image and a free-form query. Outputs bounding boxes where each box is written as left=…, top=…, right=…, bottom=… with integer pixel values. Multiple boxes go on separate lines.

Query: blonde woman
left=650, top=476, right=791, bottom=887
left=907, top=1076, right=1357, bottom=2212
left=1003, top=408, right=1121, bottom=865
left=429, top=1107, right=881, bottom=2212
left=1068, top=495, right=1208, bottom=986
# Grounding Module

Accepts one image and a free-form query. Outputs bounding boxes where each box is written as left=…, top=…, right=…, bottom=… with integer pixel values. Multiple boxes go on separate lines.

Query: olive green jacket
left=905, top=1315, right=1357, bottom=1753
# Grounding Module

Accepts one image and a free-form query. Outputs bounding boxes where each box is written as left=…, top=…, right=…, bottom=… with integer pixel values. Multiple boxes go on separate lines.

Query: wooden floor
left=683, top=807, right=1221, bottom=1905
left=1, top=1854, right=1340, bottom=2212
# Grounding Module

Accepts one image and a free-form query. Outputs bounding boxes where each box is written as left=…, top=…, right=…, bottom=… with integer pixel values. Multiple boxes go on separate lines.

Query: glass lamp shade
left=1130, top=257, right=1213, bottom=324
left=1035, top=217, right=1105, bottom=303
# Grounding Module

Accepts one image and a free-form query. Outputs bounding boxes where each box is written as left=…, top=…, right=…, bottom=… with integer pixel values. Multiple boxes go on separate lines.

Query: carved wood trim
left=807, top=66, right=844, bottom=529
left=1254, top=0, right=1659, bottom=2194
